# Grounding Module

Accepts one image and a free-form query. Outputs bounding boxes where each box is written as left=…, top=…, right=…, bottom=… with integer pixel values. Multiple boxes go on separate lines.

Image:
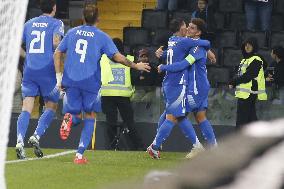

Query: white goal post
left=0, top=0, right=28, bottom=188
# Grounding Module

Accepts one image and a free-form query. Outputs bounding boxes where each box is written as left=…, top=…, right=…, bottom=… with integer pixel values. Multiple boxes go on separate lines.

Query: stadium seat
left=214, top=12, right=225, bottom=30
left=222, top=47, right=242, bottom=68
left=123, top=27, right=150, bottom=46
left=240, top=31, right=267, bottom=48
left=171, top=11, right=192, bottom=25
left=219, top=0, right=243, bottom=13
left=142, top=9, right=169, bottom=30
left=186, top=0, right=197, bottom=12
left=274, top=0, right=284, bottom=13
left=69, top=1, right=84, bottom=20
left=229, top=13, right=247, bottom=31
left=151, top=29, right=172, bottom=46
left=56, top=0, right=68, bottom=19
left=207, top=66, right=230, bottom=86
left=214, top=30, right=238, bottom=48
left=258, top=48, right=274, bottom=66
left=271, top=14, right=284, bottom=31
left=270, top=31, right=284, bottom=48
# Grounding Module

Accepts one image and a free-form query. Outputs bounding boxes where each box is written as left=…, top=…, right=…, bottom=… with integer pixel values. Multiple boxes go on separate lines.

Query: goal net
left=0, top=0, right=28, bottom=188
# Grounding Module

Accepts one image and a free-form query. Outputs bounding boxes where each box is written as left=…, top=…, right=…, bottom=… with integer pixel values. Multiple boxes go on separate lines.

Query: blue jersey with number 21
left=58, top=25, right=118, bottom=92
left=23, top=15, right=64, bottom=75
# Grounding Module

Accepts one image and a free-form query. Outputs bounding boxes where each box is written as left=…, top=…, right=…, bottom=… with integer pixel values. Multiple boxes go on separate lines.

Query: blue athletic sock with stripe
left=17, top=111, right=31, bottom=144
left=152, top=119, right=175, bottom=150
left=77, top=118, right=95, bottom=155
left=178, top=117, right=198, bottom=145
left=157, top=111, right=166, bottom=133
left=34, top=109, right=55, bottom=138
left=199, top=119, right=217, bottom=146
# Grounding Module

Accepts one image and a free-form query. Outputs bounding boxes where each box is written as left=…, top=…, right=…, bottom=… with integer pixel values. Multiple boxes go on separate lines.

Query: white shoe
left=147, top=144, right=160, bottom=159
left=185, top=144, right=205, bottom=159
left=15, top=143, right=26, bottom=159
left=28, top=135, right=43, bottom=158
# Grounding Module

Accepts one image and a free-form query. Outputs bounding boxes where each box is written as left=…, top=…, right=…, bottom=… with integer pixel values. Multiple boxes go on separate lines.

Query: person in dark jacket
left=131, top=48, right=161, bottom=105
left=191, top=0, right=216, bottom=32
left=229, top=37, right=267, bottom=129
left=266, top=46, right=284, bottom=104
left=266, top=46, right=284, bottom=88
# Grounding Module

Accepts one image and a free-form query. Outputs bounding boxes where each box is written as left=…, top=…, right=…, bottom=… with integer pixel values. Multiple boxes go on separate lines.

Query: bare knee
left=85, top=112, right=96, bottom=119
left=22, top=97, right=35, bottom=113
left=166, top=114, right=178, bottom=124
left=195, top=111, right=207, bottom=124
left=45, top=101, right=57, bottom=111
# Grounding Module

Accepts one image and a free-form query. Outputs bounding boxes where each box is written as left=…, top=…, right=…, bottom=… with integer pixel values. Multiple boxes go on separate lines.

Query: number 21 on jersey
left=29, top=30, right=45, bottom=53
left=75, top=39, right=88, bottom=63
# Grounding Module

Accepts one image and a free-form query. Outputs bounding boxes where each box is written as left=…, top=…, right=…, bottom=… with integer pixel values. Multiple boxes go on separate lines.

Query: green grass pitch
left=5, top=148, right=187, bottom=189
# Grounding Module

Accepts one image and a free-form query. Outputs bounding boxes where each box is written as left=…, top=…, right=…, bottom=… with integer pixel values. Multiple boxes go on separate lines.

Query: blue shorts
left=163, top=85, right=187, bottom=117
left=21, top=75, right=59, bottom=103
left=187, top=93, right=208, bottom=113
left=63, top=87, right=101, bottom=114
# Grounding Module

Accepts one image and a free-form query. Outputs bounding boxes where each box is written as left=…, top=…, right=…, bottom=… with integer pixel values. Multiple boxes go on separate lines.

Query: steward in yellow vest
left=100, top=54, right=135, bottom=97
left=100, top=38, right=144, bottom=150
left=228, top=37, right=267, bottom=129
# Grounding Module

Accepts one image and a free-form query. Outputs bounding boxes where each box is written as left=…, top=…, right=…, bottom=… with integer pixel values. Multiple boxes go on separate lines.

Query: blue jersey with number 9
left=23, top=15, right=64, bottom=74
left=57, top=25, right=118, bottom=92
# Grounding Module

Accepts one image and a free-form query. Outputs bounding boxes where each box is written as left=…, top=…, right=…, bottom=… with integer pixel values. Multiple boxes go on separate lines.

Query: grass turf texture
left=6, top=148, right=186, bottom=189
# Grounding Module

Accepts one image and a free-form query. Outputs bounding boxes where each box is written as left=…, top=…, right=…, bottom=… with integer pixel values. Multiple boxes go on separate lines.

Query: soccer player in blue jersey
left=54, top=4, right=150, bottom=164
left=147, top=18, right=211, bottom=159
left=15, top=0, right=64, bottom=159
left=158, top=18, right=218, bottom=158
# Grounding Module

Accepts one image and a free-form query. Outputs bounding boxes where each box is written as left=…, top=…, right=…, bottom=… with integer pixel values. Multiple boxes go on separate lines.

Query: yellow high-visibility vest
left=100, top=54, right=134, bottom=97
left=235, top=55, right=267, bottom=100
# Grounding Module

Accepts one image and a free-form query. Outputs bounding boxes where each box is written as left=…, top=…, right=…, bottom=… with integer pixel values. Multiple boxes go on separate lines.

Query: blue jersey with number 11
left=58, top=25, right=118, bottom=92
left=163, top=36, right=210, bottom=86
left=23, top=15, right=64, bottom=75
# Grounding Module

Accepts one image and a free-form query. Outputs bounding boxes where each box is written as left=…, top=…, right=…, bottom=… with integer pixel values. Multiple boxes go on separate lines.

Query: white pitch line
left=5, top=150, right=76, bottom=164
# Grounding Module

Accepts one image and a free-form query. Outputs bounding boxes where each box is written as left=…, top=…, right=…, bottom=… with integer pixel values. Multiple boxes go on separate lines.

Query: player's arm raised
left=112, top=52, right=151, bottom=72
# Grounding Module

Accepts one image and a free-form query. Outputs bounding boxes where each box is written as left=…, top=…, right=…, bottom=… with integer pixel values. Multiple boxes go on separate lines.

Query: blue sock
left=178, top=118, right=197, bottom=145
left=199, top=119, right=217, bottom=146
left=157, top=111, right=166, bottom=133
left=72, top=114, right=82, bottom=127
left=17, top=111, right=31, bottom=144
left=152, top=119, right=175, bottom=150
left=34, top=109, right=55, bottom=138
left=77, top=118, right=95, bottom=155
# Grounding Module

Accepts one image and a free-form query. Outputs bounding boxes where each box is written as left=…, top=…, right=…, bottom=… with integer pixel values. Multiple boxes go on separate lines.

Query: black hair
left=83, top=3, right=99, bottom=25
left=241, top=37, right=259, bottom=58
left=198, top=0, right=208, bottom=4
left=169, top=18, right=185, bottom=33
left=40, top=0, right=56, bottom=14
left=112, top=38, right=124, bottom=54
left=272, top=46, right=284, bottom=60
